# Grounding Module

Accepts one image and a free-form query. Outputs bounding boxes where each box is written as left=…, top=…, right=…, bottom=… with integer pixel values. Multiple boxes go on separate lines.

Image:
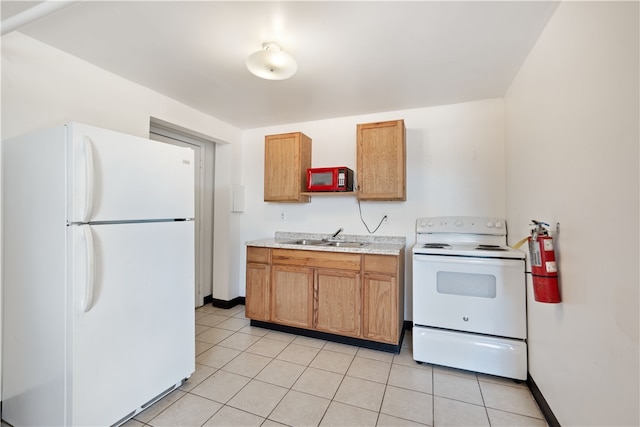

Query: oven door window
left=437, top=271, right=496, bottom=298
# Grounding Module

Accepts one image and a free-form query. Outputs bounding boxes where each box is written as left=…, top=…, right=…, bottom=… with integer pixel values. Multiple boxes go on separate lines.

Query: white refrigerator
left=2, top=123, right=196, bottom=426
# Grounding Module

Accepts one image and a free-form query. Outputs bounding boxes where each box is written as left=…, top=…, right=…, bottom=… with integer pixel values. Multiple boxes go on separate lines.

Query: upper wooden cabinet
left=264, top=132, right=311, bottom=203
left=356, top=120, right=406, bottom=201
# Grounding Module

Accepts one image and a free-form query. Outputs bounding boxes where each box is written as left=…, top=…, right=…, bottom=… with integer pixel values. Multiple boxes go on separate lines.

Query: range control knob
left=495, top=221, right=503, bottom=229
left=419, top=220, right=427, bottom=228
left=455, top=220, right=463, bottom=227
left=427, top=220, right=435, bottom=227
left=486, top=220, right=494, bottom=228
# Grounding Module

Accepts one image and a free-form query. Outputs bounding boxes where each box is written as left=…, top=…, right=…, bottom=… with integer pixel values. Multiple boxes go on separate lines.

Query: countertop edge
left=246, top=237, right=406, bottom=255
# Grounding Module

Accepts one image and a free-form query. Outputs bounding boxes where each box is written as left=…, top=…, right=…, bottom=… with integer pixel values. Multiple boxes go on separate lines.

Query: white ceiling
left=1, top=1, right=559, bottom=129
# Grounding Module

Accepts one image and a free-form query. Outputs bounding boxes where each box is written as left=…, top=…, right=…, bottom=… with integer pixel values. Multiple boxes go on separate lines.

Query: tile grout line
left=255, top=331, right=319, bottom=425
left=193, top=323, right=280, bottom=425
left=432, top=361, right=436, bottom=426
left=313, top=350, right=355, bottom=427
left=178, top=314, right=253, bottom=426
left=207, top=310, right=406, bottom=426
left=477, top=372, right=493, bottom=426
left=268, top=343, right=353, bottom=425
left=154, top=308, right=545, bottom=426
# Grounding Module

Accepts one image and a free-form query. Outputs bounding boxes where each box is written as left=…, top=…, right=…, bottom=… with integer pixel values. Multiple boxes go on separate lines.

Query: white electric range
left=412, top=216, right=528, bottom=380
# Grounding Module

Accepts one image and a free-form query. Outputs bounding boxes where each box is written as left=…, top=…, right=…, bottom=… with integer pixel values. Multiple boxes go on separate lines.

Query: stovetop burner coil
left=422, top=243, right=451, bottom=249
left=476, top=244, right=507, bottom=251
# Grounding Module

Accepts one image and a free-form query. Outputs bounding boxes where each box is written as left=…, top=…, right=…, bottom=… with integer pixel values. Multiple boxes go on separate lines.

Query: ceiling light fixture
left=246, top=42, right=297, bottom=80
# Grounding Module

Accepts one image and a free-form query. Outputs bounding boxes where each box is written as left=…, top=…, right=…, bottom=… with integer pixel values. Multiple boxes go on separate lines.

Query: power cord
left=357, top=199, right=387, bottom=234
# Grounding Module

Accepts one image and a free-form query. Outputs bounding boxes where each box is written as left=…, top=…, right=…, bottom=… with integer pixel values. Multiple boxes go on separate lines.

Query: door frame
left=149, top=119, right=216, bottom=307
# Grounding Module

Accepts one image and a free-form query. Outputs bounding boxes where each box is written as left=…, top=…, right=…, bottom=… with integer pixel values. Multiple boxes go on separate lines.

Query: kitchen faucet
left=326, top=227, right=343, bottom=241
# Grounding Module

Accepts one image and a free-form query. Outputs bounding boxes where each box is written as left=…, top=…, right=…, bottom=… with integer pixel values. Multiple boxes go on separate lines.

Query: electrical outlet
left=280, top=211, right=287, bottom=221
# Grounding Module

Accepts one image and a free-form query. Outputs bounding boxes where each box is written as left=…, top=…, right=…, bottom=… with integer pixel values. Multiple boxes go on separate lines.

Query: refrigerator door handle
left=82, top=136, right=95, bottom=223
left=81, top=224, right=96, bottom=312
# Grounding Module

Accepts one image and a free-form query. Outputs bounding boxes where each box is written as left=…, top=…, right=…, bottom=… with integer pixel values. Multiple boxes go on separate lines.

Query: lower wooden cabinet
left=363, top=273, right=397, bottom=343
left=271, top=265, right=313, bottom=329
left=314, top=269, right=361, bottom=337
left=245, top=247, right=270, bottom=321
left=245, top=246, right=404, bottom=347
left=362, top=254, right=404, bottom=344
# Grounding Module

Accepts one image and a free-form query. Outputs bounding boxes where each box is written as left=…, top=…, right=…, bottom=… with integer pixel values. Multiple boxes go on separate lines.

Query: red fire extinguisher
left=528, top=220, right=561, bottom=303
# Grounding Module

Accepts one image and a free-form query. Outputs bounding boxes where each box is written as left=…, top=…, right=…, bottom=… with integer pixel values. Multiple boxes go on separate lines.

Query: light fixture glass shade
left=246, top=42, right=297, bottom=80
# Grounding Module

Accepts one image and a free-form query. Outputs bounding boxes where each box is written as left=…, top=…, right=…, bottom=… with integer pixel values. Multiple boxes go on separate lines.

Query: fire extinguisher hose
left=511, top=236, right=529, bottom=249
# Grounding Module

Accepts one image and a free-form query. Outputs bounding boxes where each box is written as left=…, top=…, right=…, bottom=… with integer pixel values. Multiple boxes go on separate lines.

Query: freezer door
left=67, top=123, right=194, bottom=223
left=69, top=221, right=195, bottom=426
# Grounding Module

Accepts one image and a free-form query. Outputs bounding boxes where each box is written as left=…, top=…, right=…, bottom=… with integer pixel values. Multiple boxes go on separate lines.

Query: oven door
left=413, top=254, right=526, bottom=339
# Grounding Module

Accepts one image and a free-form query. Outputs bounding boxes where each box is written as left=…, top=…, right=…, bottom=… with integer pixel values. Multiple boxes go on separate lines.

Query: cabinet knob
left=463, top=316, right=469, bottom=322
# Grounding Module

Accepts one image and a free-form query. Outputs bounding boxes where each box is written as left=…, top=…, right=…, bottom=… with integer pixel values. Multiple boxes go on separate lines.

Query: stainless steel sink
left=284, top=239, right=367, bottom=248
left=326, top=241, right=367, bottom=248
left=285, top=239, right=326, bottom=246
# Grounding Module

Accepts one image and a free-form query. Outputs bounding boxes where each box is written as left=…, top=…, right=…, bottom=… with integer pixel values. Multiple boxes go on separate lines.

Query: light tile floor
left=126, top=304, right=547, bottom=427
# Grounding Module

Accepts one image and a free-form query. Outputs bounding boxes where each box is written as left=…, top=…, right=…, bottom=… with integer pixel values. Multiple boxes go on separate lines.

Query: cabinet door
left=271, top=265, right=313, bottom=328
left=313, top=269, right=361, bottom=337
left=357, top=120, right=406, bottom=201
left=246, top=262, right=270, bottom=321
left=264, top=132, right=311, bottom=203
left=362, top=273, right=398, bottom=343
left=245, top=247, right=271, bottom=320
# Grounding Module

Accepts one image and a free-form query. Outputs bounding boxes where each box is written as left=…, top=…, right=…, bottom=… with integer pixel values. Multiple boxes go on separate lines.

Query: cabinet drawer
left=247, top=246, right=270, bottom=263
left=273, top=249, right=361, bottom=271
left=363, top=254, right=398, bottom=275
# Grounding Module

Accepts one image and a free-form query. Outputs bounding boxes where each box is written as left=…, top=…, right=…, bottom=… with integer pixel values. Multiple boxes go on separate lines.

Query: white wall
left=238, top=98, right=508, bottom=319
left=505, top=2, right=639, bottom=425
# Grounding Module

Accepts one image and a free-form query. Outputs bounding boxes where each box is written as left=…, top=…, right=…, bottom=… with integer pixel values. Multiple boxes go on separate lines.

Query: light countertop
left=246, top=232, right=406, bottom=255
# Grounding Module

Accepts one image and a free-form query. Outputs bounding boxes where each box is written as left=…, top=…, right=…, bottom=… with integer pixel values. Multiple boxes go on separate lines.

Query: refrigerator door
left=69, top=221, right=195, bottom=426
left=67, top=123, right=195, bottom=223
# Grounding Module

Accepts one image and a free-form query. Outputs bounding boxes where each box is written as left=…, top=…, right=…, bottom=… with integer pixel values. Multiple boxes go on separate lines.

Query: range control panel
left=416, top=216, right=506, bottom=235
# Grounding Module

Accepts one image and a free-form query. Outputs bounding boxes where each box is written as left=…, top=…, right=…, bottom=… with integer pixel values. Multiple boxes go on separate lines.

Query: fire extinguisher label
left=546, top=261, right=557, bottom=273
left=529, top=240, right=542, bottom=266
left=543, top=239, right=554, bottom=251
